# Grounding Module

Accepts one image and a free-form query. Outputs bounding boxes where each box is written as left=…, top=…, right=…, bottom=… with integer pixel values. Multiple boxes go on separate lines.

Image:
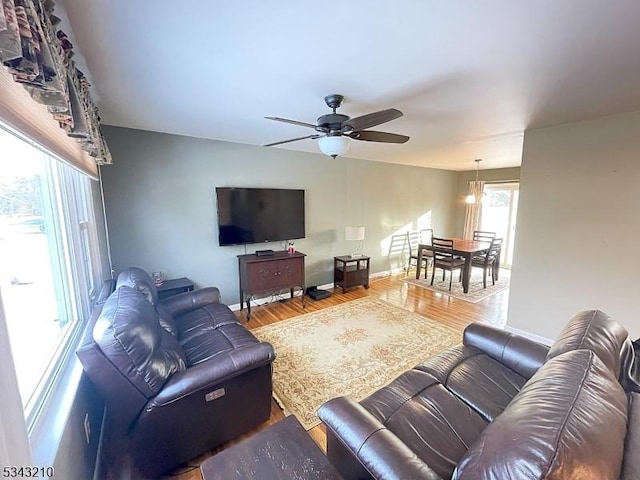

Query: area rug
left=403, top=268, right=510, bottom=303
left=251, top=298, right=460, bottom=430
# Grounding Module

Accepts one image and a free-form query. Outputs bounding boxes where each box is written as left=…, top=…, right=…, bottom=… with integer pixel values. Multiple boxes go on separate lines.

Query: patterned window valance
left=0, top=0, right=111, bottom=165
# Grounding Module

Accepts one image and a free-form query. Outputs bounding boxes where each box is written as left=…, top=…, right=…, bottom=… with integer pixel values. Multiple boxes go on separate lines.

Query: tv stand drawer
left=238, top=251, right=306, bottom=320
left=245, top=258, right=304, bottom=292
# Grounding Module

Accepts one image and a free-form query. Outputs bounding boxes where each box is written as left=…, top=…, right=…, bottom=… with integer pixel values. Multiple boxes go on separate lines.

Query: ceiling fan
left=264, top=94, right=409, bottom=158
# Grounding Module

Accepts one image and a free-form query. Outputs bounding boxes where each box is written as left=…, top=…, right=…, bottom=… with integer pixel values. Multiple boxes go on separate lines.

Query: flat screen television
left=216, top=187, right=306, bottom=246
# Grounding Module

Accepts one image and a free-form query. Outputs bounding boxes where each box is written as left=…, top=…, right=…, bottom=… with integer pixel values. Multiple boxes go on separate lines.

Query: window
left=0, top=123, right=102, bottom=425
left=480, top=183, right=519, bottom=268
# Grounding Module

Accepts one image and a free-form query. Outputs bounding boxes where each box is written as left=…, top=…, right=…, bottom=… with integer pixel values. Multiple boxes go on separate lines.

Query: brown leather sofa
left=77, top=267, right=275, bottom=476
left=318, top=310, right=639, bottom=479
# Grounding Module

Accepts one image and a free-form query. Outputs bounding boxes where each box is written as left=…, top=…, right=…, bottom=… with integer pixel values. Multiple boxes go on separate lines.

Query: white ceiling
left=56, top=0, right=640, bottom=171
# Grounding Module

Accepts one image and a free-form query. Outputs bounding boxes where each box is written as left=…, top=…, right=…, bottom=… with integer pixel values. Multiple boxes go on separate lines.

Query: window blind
left=0, top=67, right=98, bottom=179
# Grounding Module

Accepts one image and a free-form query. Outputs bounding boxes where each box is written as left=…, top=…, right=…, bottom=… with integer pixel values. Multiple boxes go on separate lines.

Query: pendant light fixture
left=465, top=159, right=482, bottom=205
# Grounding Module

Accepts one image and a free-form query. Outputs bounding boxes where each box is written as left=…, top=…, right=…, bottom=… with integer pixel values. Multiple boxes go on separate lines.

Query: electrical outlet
left=84, top=413, right=91, bottom=445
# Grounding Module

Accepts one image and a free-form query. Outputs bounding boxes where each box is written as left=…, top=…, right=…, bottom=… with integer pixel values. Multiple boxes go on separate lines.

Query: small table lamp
left=345, top=226, right=365, bottom=258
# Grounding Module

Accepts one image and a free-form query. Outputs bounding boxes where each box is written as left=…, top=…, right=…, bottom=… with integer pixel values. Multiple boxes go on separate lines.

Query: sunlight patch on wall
left=379, top=221, right=412, bottom=257
left=417, top=211, right=433, bottom=231
left=378, top=210, right=433, bottom=271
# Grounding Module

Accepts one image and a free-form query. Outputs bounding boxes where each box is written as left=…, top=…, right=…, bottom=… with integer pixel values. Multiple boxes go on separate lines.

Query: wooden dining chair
left=473, top=230, right=496, bottom=242
left=471, top=231, right=497, bottom=262
left=430, top=237, right=466, bottom=290
left=405, top=229, right=434, bottom=275
left=471, top=237, right=503, bottom=288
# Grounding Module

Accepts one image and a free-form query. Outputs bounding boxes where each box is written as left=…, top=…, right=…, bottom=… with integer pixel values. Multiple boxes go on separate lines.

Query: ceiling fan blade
left=349, top=130, right=410, bottom=144
left=263, top=134, right=321, bottom=147
left=342, top=108, right=403, bottom=132
left=265, top=116, right=317, bottom=129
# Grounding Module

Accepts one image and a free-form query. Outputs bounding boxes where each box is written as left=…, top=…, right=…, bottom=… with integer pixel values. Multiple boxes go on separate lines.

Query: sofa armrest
left=463, top=322, right=549, bottom=379
left=318, top=397, right=442, bottom=480
left=148, top=342, right=274, bottom=407
left=159, top=287, right=221, bottom=317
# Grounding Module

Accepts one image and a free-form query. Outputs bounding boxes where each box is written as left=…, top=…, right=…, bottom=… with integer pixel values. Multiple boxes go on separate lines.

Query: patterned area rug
left=251, top=298, right=460, bottom=430
left=404, top=268, right=510, bottom=303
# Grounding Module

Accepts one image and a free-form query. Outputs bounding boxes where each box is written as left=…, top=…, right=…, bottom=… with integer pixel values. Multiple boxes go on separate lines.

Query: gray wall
left=508, top=110, right=640, bottom=340
left=100, top=126, right=459, bottom=304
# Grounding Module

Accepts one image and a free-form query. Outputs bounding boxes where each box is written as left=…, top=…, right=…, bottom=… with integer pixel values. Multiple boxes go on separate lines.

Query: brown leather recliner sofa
left=318, top=310, right=640, bottom=480
left=77, top=267, right=275, bottom=477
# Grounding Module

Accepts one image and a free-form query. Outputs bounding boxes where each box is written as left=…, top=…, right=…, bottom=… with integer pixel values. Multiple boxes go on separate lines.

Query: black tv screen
left=216, top=187, right=306, bottom=246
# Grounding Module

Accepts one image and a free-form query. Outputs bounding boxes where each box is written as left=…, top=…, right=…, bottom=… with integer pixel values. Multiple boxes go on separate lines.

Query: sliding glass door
left=479, top=183, right=519, bottom=268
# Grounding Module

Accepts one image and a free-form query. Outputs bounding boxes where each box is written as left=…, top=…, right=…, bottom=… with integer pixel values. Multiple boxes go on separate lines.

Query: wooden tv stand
left=237, top=251, right=306, bottom=320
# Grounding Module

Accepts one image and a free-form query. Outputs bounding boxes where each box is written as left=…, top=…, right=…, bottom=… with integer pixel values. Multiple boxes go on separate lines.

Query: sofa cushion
left=156, top=303, right=179, bottom=336
left=177, top=302, right=251, bottom=367
left=180, top=321, right=260, bottom=367
left=116, top=267, right=159, bottom=305
left=360, top=369, right=489, bottom=479
left=453, top=349, right=628, bottom=480
left=463, top=322, right=549, bottom=379
left=415, top=344, right=527, bottom=422
left=547, top=309, right=629, bottom=377
left=93, top=286, right=186, bottom=398
left=117, top=267, right=180, bottom=336
left=177, top=302, right=242, bottom=339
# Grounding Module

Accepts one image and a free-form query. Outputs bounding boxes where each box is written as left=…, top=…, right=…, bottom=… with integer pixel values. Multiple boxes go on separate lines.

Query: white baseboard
left=371, top=268, right=400, bottom=278
left=227, top=283, right=331, bottom=312
left=227, top=291, right=305, bottom=312
left=505, top=325, right=553, bottom=346
left=227, top=268, right=399, bottom=312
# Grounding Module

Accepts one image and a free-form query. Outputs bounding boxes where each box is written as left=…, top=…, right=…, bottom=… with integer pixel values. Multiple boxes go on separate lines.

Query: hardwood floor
left=159, top=270, right=509, bottom=480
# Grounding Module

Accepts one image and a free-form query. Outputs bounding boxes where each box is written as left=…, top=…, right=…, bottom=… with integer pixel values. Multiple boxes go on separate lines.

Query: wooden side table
left=156, top=277, right=194, bottom=300
left=334, top=255, right=370, bottom=293
left=200, top=415, right=343, bottom=480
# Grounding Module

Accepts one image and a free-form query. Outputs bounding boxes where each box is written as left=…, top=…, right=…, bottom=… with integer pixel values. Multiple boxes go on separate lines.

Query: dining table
left=416, top=238, right=494, bottom=294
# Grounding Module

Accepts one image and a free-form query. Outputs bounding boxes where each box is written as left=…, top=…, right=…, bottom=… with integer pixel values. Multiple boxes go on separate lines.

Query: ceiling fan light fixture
left=264, top=94, right=408, bottom=151
left=318, top=135, right=350, bottom=158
